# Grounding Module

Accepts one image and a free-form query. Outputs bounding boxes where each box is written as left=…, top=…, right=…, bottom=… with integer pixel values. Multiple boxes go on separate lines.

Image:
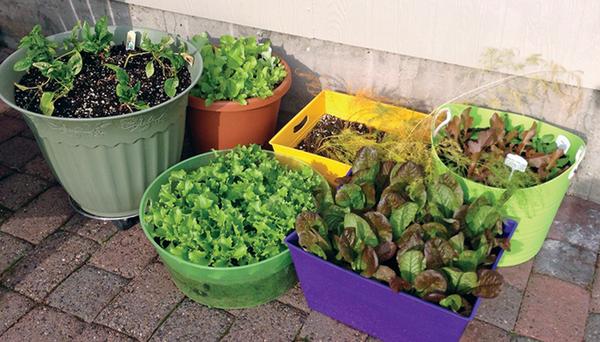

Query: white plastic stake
left=555, top=135, right=571, bottom=154
left=504, top=153, right=528, bottom=180
left=126, top=30, right=136, bottom=51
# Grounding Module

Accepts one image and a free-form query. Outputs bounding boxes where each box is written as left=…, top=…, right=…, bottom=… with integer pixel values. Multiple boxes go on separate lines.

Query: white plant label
left=126, top=30, right=136, bottom=51
left=555, top=135, right=570, bottom=154
left=504, top=153, right=528, bottom=180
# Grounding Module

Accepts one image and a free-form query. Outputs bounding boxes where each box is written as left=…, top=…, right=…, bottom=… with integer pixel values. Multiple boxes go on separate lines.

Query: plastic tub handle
left=432, top=108, right=452, bottom=137
left=568, top=146, right=586, bottom=180
left=293, top=116, right=308, bottom=133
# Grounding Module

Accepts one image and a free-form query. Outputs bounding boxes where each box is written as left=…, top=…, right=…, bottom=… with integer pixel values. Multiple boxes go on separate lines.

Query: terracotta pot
left=187, top=57, right=292, bottom=152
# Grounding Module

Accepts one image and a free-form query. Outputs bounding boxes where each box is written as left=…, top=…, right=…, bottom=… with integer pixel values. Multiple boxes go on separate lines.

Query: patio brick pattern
left=1, top=107, right=599, bottom=341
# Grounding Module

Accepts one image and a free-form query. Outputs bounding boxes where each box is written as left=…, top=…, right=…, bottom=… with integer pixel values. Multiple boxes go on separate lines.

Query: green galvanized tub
left=0, top=26, right=202, bottom=218
left=140, top=150, right=328, bottom=308
left=432, top=103, right=586, bottom=267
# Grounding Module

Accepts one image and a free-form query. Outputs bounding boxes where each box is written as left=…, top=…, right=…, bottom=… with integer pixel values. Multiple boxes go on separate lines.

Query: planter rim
left=0, top=25, right=202, bottom=123
left=139, top=148, right=317, bottom=272
left=286, top=218, right=518, bottom=321
left=431, top=103, right=586, bottom=192
left=188, top=55, right=292, bottom=111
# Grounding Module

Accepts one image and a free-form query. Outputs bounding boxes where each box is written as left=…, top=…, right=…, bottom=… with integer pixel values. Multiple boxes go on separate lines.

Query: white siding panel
left=120, top=0, right=600, bottom=89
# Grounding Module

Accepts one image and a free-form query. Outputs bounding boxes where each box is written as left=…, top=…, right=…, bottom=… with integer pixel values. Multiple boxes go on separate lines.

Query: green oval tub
left=139, top=150, right=328, bottom=308
left=432, top=103, right=586, bottom=267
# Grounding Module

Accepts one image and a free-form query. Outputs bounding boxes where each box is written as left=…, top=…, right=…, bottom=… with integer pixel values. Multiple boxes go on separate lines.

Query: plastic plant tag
left=504, top=153, right=527, bottom=180
left=555, top=135, right=571, bottom=154
left=126, top=30, right=136, bottom=51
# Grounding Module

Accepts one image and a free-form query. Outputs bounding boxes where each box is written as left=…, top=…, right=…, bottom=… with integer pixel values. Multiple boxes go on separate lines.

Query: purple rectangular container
left=285, top=219, right=518, bottom=342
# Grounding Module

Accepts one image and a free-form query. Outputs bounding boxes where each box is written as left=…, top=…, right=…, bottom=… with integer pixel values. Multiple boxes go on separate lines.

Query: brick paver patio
left=0, top=103, right=599, bottom=342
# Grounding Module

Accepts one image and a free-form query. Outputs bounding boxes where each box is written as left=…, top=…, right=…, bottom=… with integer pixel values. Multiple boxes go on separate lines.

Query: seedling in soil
left=137, top=34, right=190, bottom=97
left=12, top=25, right=57, bottom=72
left=63, top=17, right=113, bottom=57
left=12, top=17, right=193, bottom=118
left=104, top=64, right=148, bottom=111
left=15, top=51, right=83, bottom=115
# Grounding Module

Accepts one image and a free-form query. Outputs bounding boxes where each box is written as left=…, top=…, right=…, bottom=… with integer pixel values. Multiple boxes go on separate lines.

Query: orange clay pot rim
left=188, top=55, right=292, bottom=112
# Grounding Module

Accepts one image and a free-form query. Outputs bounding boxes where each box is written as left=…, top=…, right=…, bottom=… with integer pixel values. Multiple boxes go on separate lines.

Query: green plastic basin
left=139, top=150, right=327, bottom=308
left=432, top=103, right=586, bottom=267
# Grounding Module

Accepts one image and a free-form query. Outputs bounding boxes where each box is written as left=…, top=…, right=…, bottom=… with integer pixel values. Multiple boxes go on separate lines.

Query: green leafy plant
left=435, top=107, right=573, bottom=188
left=63, top=17, right=113, bottom=56
left=296, top=146, right=509, bottom=316
left=144, top=145, right=324, bottom=267
left=15, top=52, right=83, bottom=115
left=104, top=64, right=148, bottom=111
left=13, top=17, right=193, bottom=117
left=189, top=33, right=287, bottom=106
left=13, top=25, right=57, bottom=72
left=138, top=34, right=190, bottom=97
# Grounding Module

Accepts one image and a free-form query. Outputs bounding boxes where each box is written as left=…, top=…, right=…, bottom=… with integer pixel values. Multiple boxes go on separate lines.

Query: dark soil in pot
left=297, top=114, right=382, bottom=155
left=14, top=44, right=191, bottom=119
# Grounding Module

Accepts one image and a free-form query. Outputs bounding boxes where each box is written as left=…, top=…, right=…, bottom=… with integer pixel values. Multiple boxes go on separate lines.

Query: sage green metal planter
left=140, top=150, right=327, bottom=308
left=0, top=26, right=202, bottom=218
left=432, top=103, right=586, bottom=267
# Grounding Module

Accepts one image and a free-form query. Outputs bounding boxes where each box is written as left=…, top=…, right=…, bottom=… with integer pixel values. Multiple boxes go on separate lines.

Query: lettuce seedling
left=104, top=64, right=148, bottom=111
left=145, top=145, right=324, bottom=267
left=189, top=33, right=287, bottom=106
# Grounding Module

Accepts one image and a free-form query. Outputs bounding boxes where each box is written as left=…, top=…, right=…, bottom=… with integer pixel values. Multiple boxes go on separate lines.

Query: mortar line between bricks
left=586, top=252, right=600, bottom=317
left=146, top=297, right=186, bottom=341
left=532, top=237, right=598, bottom=290
left=0, top=150, right=40, bottom=173
left=78, top=276, right=140, bottom=341
left=38, top=245, right=97, bottom=304
left=0, top=302, right=41, bottom=338
left=0, top=202, right=13, bottom=213
left=34, top=301, right=136, bottom=341
left=0, top=175, right=52, bottom=210
left=1, top=208, right=77, bottom=247
left=0, top=251, right=30, bottom=279
left=45, top=263, right=133, bottom=325
left=216, top=314, right=236, bottom=342
left=2, top=230, right=99, bottom=304
left=508, top=259, right=537, bottom=338
left=219, top=310, right=237, bottom=339
left=21, top=169, right=58, bottom=185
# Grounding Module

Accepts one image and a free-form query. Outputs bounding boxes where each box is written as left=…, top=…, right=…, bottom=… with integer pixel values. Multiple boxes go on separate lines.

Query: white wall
left=120, top=0, right=600, bottom=90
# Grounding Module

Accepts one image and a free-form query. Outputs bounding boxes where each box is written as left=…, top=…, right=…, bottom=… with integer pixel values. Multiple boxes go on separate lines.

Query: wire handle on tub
left=432, top=108, right=452, bottom=137
left=569, top=146, right=586, bottom=180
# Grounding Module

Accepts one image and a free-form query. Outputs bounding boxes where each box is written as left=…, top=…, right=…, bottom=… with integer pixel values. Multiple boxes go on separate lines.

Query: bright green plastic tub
left=0, top=26, right=202, bottom=218
left=432, top=103, right=586, bottom=267
left=140, top=150, right=327, bottom=308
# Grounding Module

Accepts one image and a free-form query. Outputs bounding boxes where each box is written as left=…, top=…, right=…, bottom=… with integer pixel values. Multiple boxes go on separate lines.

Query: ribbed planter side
left=0, top=26, right=202, bottom=218
left=24, top=104, right=186, bottom=217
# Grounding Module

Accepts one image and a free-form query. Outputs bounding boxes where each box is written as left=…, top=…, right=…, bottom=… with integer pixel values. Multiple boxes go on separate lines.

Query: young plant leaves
left=344, top=213, right=379, bottom=250
left=145, top=61, right=155, bottom=78
left=336, top=183, right=366, bottom=210
left=390, top=202, right=418, bottom=240
left=164, top=77, right=179, bottom=98
left=397, top=249, right=425, bottom=284
left=472, top=269, right=504, bottom=298
left=414, top=269, right=448, bottom=295
left=439, top=294, right=463, bottom=312
left=40, top=91, right=55, bottom=116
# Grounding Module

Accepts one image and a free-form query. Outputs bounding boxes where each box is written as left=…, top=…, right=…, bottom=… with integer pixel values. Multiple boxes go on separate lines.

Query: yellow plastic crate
left=270, top=90, right=428, bottom=184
